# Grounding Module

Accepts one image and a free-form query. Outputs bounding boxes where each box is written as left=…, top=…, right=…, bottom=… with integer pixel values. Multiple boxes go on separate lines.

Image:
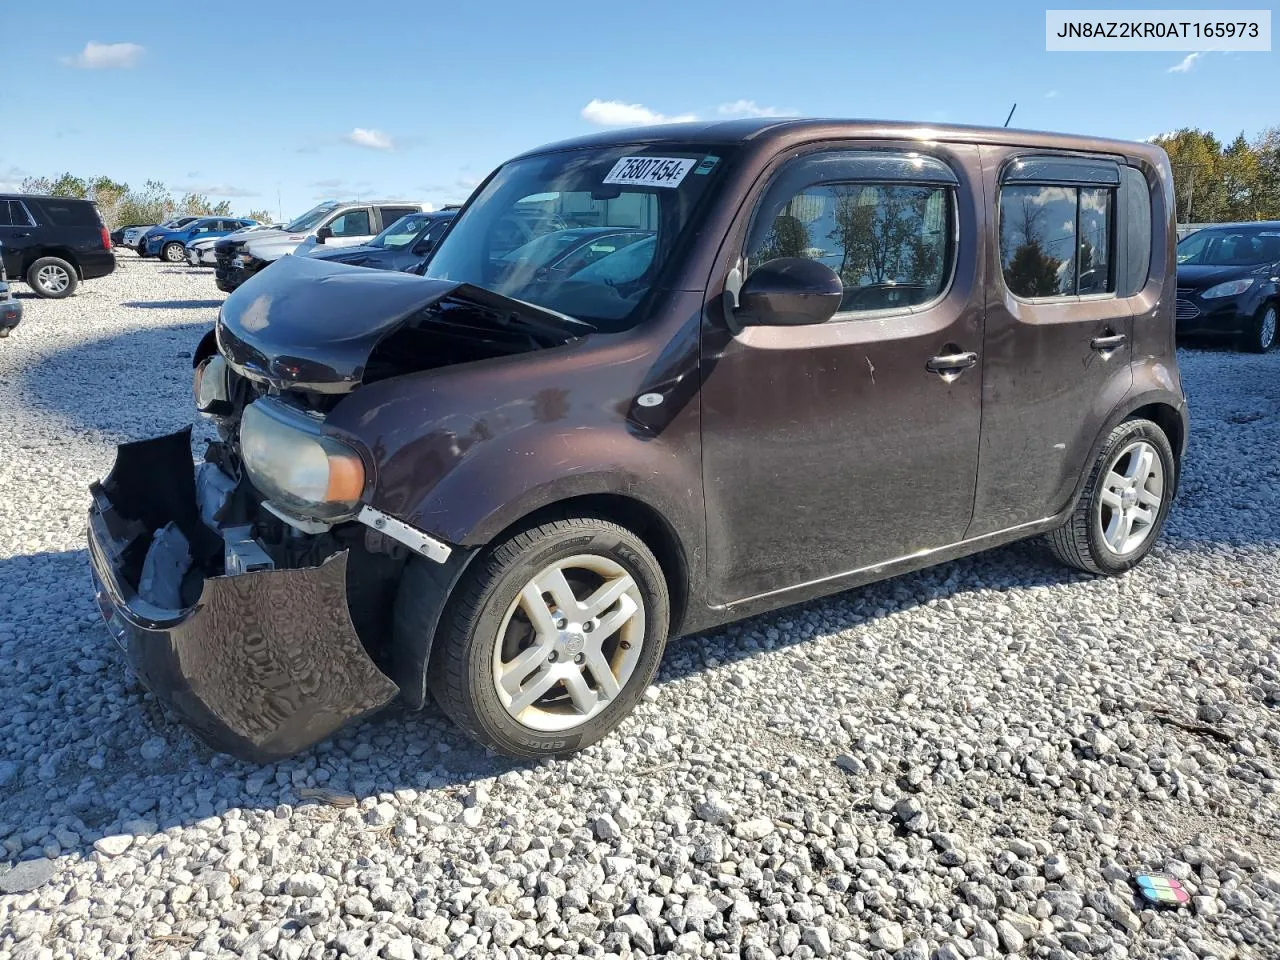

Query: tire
left=1045, top=418, right=1175, bottom=576
left=26, top=257, right=78, bottom=299
left=410, top=516, right=670, bottom=758
left=162, top=242, right=186, bottom=263
left=1242, top=303, right=1277, bottom=353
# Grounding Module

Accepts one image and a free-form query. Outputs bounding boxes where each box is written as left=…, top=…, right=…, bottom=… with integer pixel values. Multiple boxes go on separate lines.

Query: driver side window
left=747, top=181, right=953, bottom=314
left=745, top=151, right=958, bottom=316
left=328, top=209, right=371, bottom=237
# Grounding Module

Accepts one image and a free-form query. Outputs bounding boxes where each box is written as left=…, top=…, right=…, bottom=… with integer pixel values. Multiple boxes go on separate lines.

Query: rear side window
left=746, top=151, right=958, bottom=316
left=37, top=199, right=101, bottom=228
left=0, top=200, right=34, bottom=227
left=1117, top=166, right=1152, bottom=296
left=999, top=156, right=1119, bottom=299
left=379, top=206, right=419, bottom=228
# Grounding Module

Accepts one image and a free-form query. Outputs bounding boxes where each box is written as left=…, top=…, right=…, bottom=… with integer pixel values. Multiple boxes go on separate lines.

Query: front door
left=967, top=148, right=1143, bottom=537
left=699, top=143, right=986, bottom=605
left=323, top=207, right=375, bottom=248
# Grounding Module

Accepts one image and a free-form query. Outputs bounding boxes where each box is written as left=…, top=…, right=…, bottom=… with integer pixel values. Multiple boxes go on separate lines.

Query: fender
left=1066, top=375, right=1189, bottom=511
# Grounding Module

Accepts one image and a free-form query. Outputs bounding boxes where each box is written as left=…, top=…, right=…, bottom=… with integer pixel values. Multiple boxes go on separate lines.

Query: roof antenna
left=1003, top=103, right=1017, bottom=128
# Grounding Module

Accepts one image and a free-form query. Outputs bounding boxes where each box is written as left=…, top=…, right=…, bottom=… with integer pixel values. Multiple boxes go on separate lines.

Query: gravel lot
left=1, top=257, right=1278, bottom=960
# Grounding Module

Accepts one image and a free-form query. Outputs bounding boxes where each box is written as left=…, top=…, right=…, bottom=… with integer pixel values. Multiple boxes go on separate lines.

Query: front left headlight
left=239, top=399, right=366, bottom=521
left=1201, top=278, right=1254, bottom=298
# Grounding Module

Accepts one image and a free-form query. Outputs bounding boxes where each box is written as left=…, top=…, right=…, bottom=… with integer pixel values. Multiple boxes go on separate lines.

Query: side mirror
left=736, top=257, right=843, bottom=326
left=315, top=226, right=333, bottom=244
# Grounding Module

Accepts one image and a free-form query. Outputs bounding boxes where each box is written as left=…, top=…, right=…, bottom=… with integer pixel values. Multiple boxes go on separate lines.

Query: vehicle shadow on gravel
left=122, top=300, right=224, bottom=310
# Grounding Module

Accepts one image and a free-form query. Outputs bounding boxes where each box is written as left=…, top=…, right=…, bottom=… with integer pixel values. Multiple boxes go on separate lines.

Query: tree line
left=17, top=172, right=272, bottom=229
left=1153, top=127, right=1280, bottom=223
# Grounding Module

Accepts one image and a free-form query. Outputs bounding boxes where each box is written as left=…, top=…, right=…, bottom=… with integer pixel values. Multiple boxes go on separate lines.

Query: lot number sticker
left=604, top=157, right=696, bottom=189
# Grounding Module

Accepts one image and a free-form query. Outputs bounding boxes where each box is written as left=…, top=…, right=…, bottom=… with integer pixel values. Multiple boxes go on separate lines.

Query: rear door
left=0, top=199, right=39, bottom=276
left=969, top=149, right=1140, bottom=537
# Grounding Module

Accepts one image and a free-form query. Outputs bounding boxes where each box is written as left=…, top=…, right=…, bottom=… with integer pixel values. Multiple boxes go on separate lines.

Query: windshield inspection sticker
left=604, top=156, right=696, bottom=189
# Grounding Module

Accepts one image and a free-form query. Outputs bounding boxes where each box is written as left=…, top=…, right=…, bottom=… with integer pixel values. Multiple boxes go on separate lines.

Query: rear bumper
left=0, top=296, right=20, bottom=335
left=79, top=250, right=117, bottom=280
left=86, top=429, right=399, bottom=762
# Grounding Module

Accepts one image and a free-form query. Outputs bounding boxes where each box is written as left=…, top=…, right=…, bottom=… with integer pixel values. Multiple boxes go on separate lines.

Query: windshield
left=370, top=213, right=434, bottom=249
left=285, top=202, right=341, bottom=233
left=425, top=145, right=734, bottom=331
left=1177, top=227, right=1280, bottom=266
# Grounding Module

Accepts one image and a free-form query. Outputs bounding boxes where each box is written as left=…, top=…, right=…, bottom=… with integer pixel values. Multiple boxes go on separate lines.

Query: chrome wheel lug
left=582, top=621, right=594, bottom=633
left=574, top=653, right=586, bottom=665
left=548, top=650, right=559, bottom=662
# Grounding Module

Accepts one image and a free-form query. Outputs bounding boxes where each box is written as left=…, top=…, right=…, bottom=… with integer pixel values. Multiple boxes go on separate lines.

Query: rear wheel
left=410, top=516, right=669, bottom=758
left=1045, top=418, right=1175, bottom=575
left=26, top=257, right=78, bottom=298
left=162, top=242, right=186, bottom=263
left=1242, top=303, right=1277, bottom=353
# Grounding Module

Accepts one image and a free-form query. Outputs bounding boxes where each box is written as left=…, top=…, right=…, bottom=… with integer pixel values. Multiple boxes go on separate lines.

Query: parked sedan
left=143, top=217, right=258, bottom=263
left=305, top=210, right=457, bottom=272
left=1175, top=222, right=1280, bottom=352
left=134, top=218, right=201, bottom=256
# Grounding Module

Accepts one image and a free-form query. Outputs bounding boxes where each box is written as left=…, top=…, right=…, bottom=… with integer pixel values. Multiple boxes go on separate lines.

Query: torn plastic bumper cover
left=86, top=429, right=399, bottom=762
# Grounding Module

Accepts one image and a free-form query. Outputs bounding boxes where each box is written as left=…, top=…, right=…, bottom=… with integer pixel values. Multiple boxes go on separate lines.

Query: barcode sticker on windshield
left=603, top=157, right=696, bottom=189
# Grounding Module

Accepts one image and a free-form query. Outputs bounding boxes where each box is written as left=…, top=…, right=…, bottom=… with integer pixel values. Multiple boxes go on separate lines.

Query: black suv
left=0, top=194, right=116, bottom=298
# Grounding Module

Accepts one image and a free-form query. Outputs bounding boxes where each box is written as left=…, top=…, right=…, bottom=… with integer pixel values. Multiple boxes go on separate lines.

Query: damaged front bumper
left=87, top=429, right=400, bottom=762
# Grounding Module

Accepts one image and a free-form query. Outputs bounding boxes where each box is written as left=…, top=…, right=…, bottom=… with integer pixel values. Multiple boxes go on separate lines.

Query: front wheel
left=1045, top=418, right=1175, bottom=575
left=1242, top=303, right=1277, bottom=353
left=27, top=257, right=78, bottom=298
left=409, top=517, right=670, bottom=758
left=162, top=242, right=186, bottom=263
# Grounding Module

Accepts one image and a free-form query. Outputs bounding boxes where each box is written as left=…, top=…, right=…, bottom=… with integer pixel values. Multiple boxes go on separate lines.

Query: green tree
left=245, top=208, right=273, bottom=224
left=756, top=212, right=811, bottom=261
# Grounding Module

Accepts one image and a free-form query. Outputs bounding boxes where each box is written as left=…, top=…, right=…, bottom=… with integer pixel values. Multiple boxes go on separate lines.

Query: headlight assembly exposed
left=192, top=354, right=231, bottom=414
left=239, top=399, right=365, bottom=521
left=1201, top=278, right=1254, bottom=298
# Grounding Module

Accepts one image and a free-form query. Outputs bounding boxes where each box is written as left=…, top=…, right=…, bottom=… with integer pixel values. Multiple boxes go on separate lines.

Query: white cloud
left=343, top=128, right=395, bottom=150
left=60, top=41, right=144, bottom=69
left=1167, top=52, right=1203, bottom=73
left=717, top=99, right=791, bottom=118
left=580, top=99, right=697, bottom=126
left=0, top=165, right=29, bottom=192
left=1044, top=90, right=1059, bottom=99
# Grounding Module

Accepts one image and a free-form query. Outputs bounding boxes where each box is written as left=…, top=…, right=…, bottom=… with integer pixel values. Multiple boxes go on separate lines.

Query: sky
left=4, top=1, right=1276, bottom=219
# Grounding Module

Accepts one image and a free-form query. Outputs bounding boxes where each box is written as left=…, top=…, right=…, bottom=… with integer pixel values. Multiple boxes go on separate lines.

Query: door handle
left=1091, top=333, right=1127, bottom=351
left=11, top=232, right=31, bottom=238
left=925, top=351, right=978, bottom=375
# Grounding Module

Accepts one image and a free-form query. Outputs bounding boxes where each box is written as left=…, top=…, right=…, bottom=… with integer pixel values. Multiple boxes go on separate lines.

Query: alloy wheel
left=164, top=244, right=185, bottom=263
left=1261, top=306, right=1277, bottom=351
left=491, top=554, right=645, bottom=732
left=1096, top=440, right=1164, bottom=555
left=36, top=264, right=70, bottom=294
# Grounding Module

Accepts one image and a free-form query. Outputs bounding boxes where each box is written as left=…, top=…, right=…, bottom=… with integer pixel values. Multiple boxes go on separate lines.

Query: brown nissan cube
left=88, top=119, right=1188, bottom=761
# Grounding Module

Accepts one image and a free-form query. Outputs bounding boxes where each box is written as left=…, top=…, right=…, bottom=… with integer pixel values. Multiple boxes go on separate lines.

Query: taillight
left=100, top=226, right=111, bottom=250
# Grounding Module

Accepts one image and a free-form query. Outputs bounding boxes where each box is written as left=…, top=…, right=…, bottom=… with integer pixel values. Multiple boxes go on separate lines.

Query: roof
left=512, top=117, right=1161, bottom=161
left=0, top=193, right=97, bottom=202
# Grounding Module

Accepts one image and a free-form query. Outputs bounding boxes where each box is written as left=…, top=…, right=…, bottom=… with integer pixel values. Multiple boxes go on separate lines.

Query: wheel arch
left=485, top=491, right=691, bottom=640
left=22, top=248, right=81, bottom=278
left=1067, top=389, right=1188, bottom=513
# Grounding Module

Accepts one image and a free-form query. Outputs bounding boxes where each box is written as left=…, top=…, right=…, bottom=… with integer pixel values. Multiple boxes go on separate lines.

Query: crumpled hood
left=216, top=253, right=592, bottom=392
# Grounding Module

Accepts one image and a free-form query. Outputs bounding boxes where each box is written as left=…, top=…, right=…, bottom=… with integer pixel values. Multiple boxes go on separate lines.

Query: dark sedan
left=308, top=210, right=457, bottom=273
left=1175, top=222, right=1280, bottom=352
